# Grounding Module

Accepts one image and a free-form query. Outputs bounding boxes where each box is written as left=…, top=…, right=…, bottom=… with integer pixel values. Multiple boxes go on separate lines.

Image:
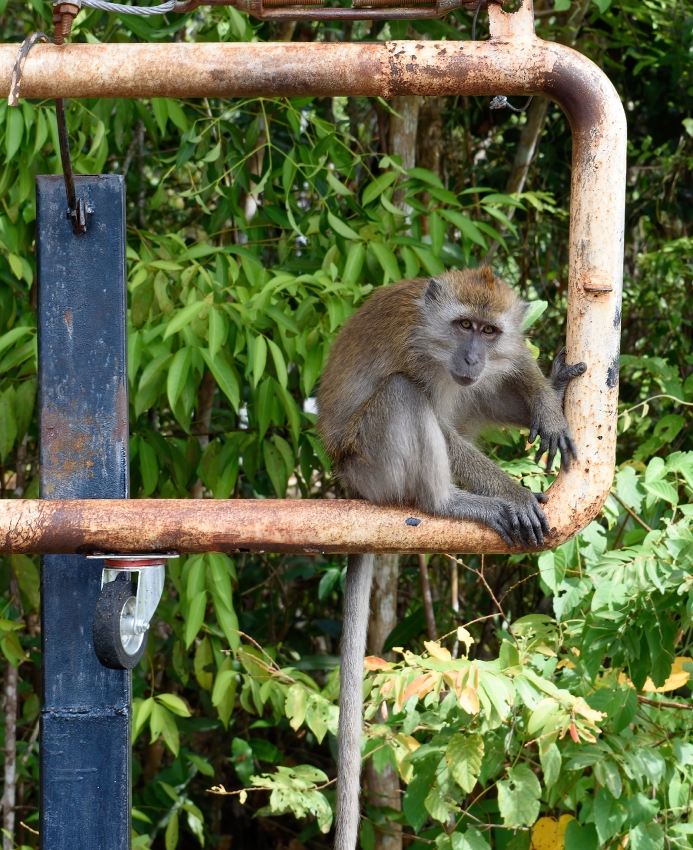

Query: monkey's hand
left=529, top=349, right=585, bottom=472
left=488, top=487, right=550, bottom=548
left=550, top=347, right=587, bottom=409
left=529, top=407, right=577, bottom=473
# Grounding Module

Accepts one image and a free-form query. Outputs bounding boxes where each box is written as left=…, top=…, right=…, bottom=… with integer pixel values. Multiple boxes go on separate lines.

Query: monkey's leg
left=336, top=553, right=374, bottom=850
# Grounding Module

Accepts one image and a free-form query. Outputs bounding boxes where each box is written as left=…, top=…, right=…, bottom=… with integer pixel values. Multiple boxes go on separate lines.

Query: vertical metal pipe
left=36, top=175, right=130, bottom=850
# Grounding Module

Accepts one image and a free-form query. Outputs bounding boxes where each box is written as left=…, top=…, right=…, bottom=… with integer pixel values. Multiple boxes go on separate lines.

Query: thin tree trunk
left=416, top=97, right=444, bottom=235
left=191, top=369, right=216, bottom=499
left=417, top=554, right=438, bottom=641
left=450, top=558, right=460, bottom=658
left=2, top=571, right=21, bottom=850
left=389, top=95, right=421, bottom=215
left=365, top=555, right=402, bottom=850
left=367, top=555, right=399, bottom=662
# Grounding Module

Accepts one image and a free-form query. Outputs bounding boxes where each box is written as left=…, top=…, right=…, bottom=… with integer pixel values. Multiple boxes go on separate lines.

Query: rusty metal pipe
left=0, top=0, right=626, bottom=555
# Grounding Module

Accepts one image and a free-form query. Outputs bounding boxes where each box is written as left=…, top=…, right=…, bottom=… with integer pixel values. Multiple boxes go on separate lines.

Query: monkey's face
left=448, top=317, right=500, bottom=386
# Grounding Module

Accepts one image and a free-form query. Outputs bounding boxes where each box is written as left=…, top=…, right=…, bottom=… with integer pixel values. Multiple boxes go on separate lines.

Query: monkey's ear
left=424, top=278, right=443, bottom=305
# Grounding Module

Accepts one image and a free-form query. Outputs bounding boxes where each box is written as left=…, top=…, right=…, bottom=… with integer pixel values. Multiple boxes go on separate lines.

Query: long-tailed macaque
left=316, top=267, right=586, bottom=850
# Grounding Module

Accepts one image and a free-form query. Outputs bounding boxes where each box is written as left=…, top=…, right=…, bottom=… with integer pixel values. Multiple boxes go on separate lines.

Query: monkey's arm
left=496, top=348, right=586, bottom=472
left=444, top=431, right=550, bottom=546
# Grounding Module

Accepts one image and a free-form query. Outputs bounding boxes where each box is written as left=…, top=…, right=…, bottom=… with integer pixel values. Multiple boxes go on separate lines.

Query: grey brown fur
left=317, top=268, right=585, bottom=850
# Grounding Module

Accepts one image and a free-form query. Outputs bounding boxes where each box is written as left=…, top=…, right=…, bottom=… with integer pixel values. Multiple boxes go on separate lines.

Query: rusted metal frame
left=0, top=0, right=626, bottom=555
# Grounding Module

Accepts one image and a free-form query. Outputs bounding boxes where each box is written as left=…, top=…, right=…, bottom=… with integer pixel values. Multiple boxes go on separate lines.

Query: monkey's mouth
left=451, top=373, right=478, bottom=387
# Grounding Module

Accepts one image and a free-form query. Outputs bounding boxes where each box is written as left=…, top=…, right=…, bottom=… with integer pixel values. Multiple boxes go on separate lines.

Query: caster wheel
left=93, top=572, right=148, bottom=670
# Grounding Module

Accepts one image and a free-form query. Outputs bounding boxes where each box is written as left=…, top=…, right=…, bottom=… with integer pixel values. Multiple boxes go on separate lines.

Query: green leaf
left=216, top=594, right=241, bottom=650
left=185, top=590, right=207, bottom=649
left=446, top=733, right=484, bottom=793
left=267, top=338, right=288, bottom=388
left=342, top=242, right=365, bottom=286
left=406, top=167, right=444, bottom=188
left=6, top=108, right=24, bottom=160
left=139, top=352, right=173, bottom=391
left=11, top=555, right=39, bottom=612
left=0, top=327, right=33, bottom=358
left=207, top=553, right=235, bottom=610
left=0, top=388, right=17, bottom=462
left=186, top=752, right=215, bottom=777
left=133, top=697, right=155, bottom=740
left=564, top=821, right=598, bottom=850
left=253, top=335, right=268, bottom=388
left=164, top=301, right=204, bottom=339
left=212, top=669, right=237, bottom=707
left=439, top=209, right=487, bottom=248
left=403, top=758, right=438, bottom=833
left=151, top=98, right=168, bottom=135
left=263, top=439, right=288, bottom=497
left=411, top=245, right=445, bottom=277
left=194, top=636, right=214, bottom=691
left=155, top=694, right=191, bottom=717
left=369, top=242, right=401, bottom=283
left=14, top=379, right=36, bottom=441
left=165, top=812, right=179, bottom=850
left=520, top=300, right=548, bottom=331
left=167, top=347, right=192, bottom=410
left=198, top=349, right=236, bottom=411
left=593, top=787, right=626, bottom=844
left=327, top=211, right=361, bottom=241
left=282, top=154, right=296, bottom=195
left=208, top=306, right=226, bottom=359
left=326, top=171, right=352, bottom=196
left=539, top=742, right=561, bottom=788
left=158, top=705, right=181, bottom=756
left=643, top=480, right=678, bottom=505
left=497, top=764, right=541, bottom=828
left=139, top=438, right=159, bottom=496
left=362, top=171, right=398, bottom=206
left=451, top=828, right=491, bottom=850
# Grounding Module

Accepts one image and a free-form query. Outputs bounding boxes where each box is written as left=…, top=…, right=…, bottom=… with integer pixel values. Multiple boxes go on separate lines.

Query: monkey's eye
left=459, top=320, right=472, bottom=329
left=482, top=325, right=496, bottom=335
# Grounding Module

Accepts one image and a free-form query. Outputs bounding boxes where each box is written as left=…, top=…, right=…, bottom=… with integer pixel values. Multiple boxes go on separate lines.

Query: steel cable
left=80, top=0, right=177, bottom=15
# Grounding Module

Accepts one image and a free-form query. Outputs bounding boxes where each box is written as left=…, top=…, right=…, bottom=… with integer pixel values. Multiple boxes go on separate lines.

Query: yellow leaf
left=456, top=627, right=474, bottom=654
left=459, top=686, right=480, bottom=715
left=643, top=656, right=691, bottom=693
left=402, top=673, right=437, bottom=702
left=556, top=659, right=576, bottom=669
left=424, top=640, right=451, bottom=661
left=394, top=733, right=420, bottom=754
left=531, top=814, right=574, bottom=850
left=364, top=656, right=391, bottom=671
left=619, top=657, right=692, bottom=693
left=573, top=698, right=605, bottom=724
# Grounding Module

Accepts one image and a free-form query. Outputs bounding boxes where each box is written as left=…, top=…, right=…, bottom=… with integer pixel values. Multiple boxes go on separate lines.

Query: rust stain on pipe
left=0, top=0, right=626, bottom=555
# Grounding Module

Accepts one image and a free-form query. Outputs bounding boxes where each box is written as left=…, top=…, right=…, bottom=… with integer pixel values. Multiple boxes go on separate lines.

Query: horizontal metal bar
left=0, top=1, right=626, bottom=554
left=0, top=497, right=599, bottom=555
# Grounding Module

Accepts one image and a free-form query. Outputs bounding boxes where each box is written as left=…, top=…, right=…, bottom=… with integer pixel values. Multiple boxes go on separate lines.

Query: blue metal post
left=36, top=175, right=130, bottom=849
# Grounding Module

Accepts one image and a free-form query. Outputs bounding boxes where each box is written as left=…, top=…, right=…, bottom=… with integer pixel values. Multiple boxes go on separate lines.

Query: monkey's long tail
left=335, top=553, right=375, bottom=850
